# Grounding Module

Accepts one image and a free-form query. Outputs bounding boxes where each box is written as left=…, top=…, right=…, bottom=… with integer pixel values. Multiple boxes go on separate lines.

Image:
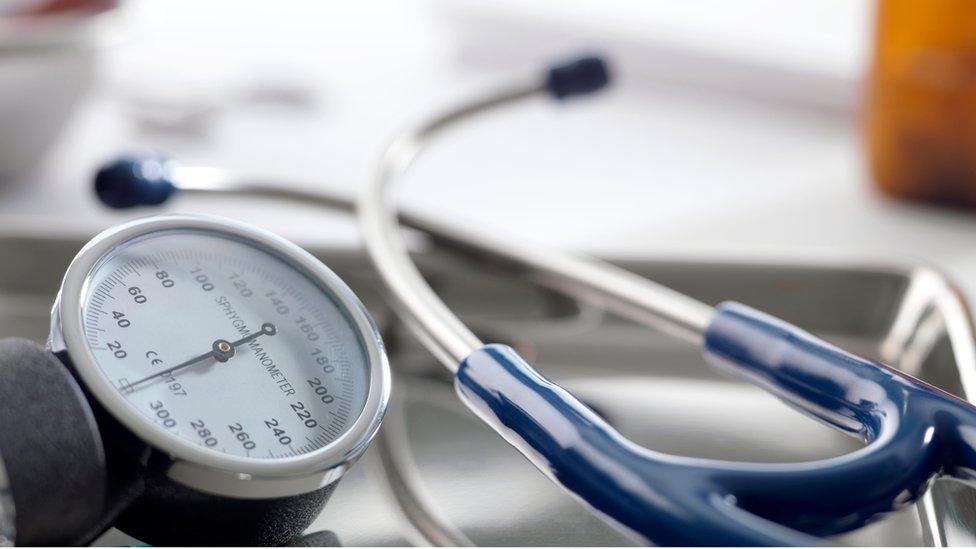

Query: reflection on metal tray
left=1, top=233, right=974, bottom=546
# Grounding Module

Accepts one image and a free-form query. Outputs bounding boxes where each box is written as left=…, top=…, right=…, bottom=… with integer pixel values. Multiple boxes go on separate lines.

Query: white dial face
left=79, top=229, right=370, bottom=460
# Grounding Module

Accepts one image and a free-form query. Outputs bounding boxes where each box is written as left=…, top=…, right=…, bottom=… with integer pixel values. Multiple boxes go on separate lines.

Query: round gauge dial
left=78, top=229, right=370, bottom=460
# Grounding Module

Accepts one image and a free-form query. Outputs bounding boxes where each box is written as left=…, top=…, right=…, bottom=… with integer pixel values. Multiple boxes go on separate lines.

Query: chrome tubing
left=357, top=77, right=712, bottom=373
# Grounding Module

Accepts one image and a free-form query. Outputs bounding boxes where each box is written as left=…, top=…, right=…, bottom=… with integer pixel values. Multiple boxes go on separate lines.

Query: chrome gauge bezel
left=49, top=214, right=390, bottom=498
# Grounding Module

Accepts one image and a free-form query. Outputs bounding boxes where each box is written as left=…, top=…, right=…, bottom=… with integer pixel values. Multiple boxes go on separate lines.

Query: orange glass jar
left=864, top=0, right=976, bottom=207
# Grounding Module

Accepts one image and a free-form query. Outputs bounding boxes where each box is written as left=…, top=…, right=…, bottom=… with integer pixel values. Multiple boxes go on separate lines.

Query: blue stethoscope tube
left=458, top=306, right=976, bottom=545
left=94, top=56, right=976, bottom=546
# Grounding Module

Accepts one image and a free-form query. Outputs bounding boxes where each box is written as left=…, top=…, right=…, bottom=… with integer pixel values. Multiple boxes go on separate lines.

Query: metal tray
left=2, top=232, right=974, bottom=546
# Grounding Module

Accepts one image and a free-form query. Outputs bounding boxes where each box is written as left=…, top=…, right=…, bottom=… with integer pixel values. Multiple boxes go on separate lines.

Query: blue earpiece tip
left=545, top=55, right=611, bottom=100
left=94, top=155, right=177, bottom=209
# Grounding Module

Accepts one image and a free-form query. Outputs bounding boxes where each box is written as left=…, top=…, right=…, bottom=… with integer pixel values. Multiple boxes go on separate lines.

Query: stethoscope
left=94, top=55, right=976, bottom=546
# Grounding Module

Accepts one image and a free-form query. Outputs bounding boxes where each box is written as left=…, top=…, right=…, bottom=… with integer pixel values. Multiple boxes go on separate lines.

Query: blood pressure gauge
left=49, top=214, right=389, bottom=508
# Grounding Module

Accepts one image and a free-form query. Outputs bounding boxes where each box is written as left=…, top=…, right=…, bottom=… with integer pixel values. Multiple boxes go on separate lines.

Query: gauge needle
left=122, top=322, right=277, bottom=391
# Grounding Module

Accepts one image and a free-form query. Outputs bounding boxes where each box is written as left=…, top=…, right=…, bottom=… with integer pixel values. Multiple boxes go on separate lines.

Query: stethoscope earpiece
left=94, top=154, right=177, bottom=209
left=545, top=55, right=611, bottom=100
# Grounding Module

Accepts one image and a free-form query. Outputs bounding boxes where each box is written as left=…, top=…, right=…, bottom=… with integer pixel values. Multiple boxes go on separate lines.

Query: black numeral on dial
left=263, top=418, right=292, bottom=445
left=190, top=419, right=218, bottom=447
left=228, top=422, right=257, bottom=451
left=128, top=286, right=147, bottom=304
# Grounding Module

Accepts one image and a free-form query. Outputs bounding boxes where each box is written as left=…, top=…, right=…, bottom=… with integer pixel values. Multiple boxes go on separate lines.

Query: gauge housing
left=49, top=214, right=390, bottom=498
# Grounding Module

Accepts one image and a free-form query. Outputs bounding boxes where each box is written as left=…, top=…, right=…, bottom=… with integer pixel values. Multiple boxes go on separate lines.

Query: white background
left=5, top=0, right=976, bottom=302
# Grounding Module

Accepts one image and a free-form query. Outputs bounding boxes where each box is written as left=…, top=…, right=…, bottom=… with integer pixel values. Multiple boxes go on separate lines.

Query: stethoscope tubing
left=356, top=73, right=712, bottom=367
left=353, top=56, right=976, bottom=545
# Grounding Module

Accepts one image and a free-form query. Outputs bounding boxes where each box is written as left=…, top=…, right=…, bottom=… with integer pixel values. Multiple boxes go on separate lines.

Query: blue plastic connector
left=545, top=55, right=610, bottom=100
left=94, top=155, right=177, bottom=209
